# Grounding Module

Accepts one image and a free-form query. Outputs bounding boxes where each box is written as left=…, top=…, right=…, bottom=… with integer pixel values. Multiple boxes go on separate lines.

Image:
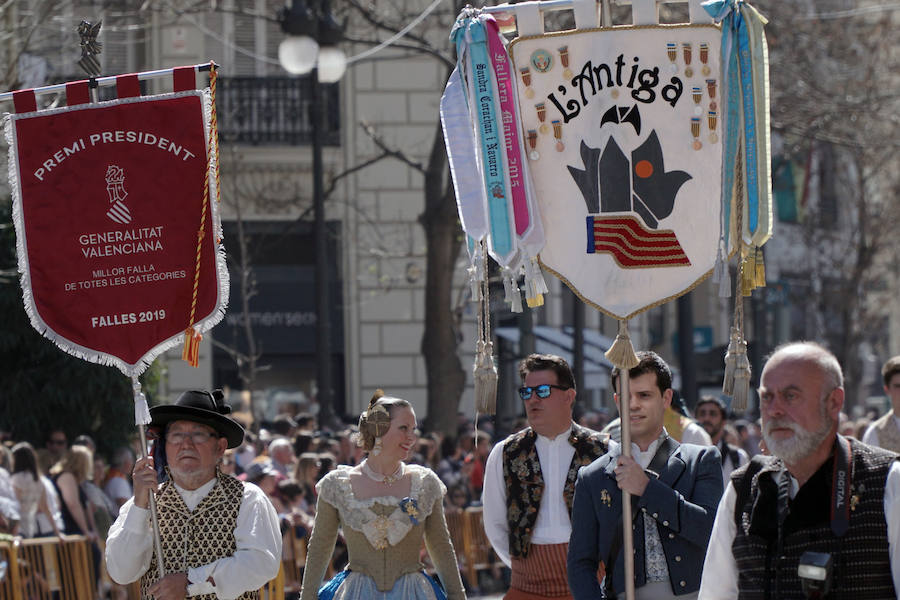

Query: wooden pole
left=618, top=365, right=635, bottom=600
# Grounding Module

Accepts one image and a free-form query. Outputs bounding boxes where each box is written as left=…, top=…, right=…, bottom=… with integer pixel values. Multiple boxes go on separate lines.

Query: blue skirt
left=318, top=569, right=447, bottom=600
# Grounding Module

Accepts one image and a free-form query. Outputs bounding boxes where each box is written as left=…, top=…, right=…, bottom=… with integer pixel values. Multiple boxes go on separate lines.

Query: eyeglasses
left=167, top=431, right=218, bottom=445
left=518, top=384, right=570, bottom=400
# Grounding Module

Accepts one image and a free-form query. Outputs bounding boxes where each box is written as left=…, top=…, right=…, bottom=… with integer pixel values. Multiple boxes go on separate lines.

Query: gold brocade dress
left=298, top=464, right=466, bottom=600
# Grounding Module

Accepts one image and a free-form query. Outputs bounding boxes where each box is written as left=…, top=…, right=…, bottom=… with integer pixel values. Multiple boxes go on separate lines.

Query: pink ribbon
left=485, top=17, right=529, bottom=236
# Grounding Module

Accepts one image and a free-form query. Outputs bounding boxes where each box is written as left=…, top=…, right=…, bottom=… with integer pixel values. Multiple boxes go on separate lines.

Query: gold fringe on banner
left=605, top=319, right=640, bottom=369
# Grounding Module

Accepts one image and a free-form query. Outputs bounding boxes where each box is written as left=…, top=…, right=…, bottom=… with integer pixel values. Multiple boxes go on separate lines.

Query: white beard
left=763, top=409, right=832, bottom=464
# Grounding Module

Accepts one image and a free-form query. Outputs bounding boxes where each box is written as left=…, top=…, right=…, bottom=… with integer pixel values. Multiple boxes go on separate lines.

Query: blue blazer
left=567, top=440, right=723, bottom=598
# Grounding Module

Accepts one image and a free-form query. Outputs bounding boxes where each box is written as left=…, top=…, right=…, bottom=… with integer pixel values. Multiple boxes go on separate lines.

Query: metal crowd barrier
left=0, top=534, right=286, bottom=600
left=0, top=535, right=95, bottom=600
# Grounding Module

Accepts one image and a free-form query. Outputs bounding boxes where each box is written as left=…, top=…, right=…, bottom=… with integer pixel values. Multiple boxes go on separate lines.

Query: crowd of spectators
left=0, top=397, right=889, bottom=597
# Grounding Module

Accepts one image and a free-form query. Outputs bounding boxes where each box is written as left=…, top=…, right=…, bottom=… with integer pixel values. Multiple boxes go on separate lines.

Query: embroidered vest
left=502, top=423, right=607, bottom=558
left=872, top=410, right=900, bottom=453
left=731, top=438, right=897, bottom=599
left=140, top=471, right=258, bottom=600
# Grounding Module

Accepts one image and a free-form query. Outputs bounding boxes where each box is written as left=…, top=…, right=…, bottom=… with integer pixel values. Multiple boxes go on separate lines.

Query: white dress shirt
left=106, top=476, right=282, bottom=600
left=698, top=461, right=900, bottom=600
left=483, top=424, right=577, bottom=567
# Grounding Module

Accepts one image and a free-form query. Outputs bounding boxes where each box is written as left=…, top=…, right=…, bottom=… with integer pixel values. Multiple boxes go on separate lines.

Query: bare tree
left=343, top=0, right=469, bottom=437
left=757, top=0, right=900, bottom=409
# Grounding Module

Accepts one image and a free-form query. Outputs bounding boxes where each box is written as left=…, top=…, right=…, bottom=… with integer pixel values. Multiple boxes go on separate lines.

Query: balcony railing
left=216, top=76, right=341, bottom=146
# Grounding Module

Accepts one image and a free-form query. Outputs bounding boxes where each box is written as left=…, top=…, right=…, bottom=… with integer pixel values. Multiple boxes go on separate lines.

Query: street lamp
left=278, top=0, right=347, bottom=81
left=278, top=0, right=346, bottom=428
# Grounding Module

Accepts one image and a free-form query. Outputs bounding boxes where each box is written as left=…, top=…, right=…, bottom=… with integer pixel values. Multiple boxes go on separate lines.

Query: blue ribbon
left=703, top=0, right=761, bottom=241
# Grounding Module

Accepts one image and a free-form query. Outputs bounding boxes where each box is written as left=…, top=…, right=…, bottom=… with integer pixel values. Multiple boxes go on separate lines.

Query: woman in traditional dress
left=299, top=391, right=466, bottom=600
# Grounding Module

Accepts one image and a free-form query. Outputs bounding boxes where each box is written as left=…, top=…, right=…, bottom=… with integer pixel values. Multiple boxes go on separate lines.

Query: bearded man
left=698, top=342, right=900, bottom=599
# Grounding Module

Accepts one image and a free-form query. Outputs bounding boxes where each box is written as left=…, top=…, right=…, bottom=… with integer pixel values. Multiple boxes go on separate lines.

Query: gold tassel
left=605, top=320, right=640, bottom=369
left=741, top=264, right=754, bottom=296
left=754, top=247, right=766, bottom=287
left=731, top=340, right=751, bottom=411
left=473, top=340, right=498, bottom=414
left=181, top=327, right=202, bottom=368
left=525, top=294, right=544, bottom=308
left=741, top=251, right=755, bottom=296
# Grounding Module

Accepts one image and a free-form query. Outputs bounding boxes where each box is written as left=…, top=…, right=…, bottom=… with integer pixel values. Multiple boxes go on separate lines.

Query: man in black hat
left=106, top=390, right=282, bottom=600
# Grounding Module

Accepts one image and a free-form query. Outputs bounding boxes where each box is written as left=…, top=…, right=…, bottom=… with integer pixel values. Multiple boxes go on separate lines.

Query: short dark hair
left=883, top=356, right=900, bottom=388
left=695, top=395, right=727, bottom=419
left=518, top=353, right=576, bottom=391
left=610, top=351, right=672, bottom=395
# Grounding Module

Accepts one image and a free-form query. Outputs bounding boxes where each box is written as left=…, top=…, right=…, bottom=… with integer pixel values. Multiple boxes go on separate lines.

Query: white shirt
left=698, top=461, right=900, bottom=600
left=35, top=475, right=64, bottom=534
left=862, top=416, right=900, bottom=448
left=680, top=421, right=712, bottom=446
left=610, top=434, right=671, bottom=585
left=483, top=425, right=577, bottom=567
left=0, top=467, right=20, bottom=522
left=717, top=439, right=750, bottom=482
left=104, top=475, right=132, bottom=504
left=105, top=476, right=282, bottom=599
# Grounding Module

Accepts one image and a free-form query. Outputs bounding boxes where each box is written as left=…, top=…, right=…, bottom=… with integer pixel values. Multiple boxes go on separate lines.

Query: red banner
left=8, top=91, right=227, bottom=375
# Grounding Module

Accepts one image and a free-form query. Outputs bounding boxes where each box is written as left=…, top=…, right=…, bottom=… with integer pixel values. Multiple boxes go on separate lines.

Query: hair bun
left=369, top=389, right=385, bottom=409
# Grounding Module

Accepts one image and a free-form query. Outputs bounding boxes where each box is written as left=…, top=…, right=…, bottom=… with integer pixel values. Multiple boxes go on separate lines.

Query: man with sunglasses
left=483, top=353, right=608, bottom=600
left=106, top=389, right=282, bottom=600
left=568, top=351, right=723, bottom=600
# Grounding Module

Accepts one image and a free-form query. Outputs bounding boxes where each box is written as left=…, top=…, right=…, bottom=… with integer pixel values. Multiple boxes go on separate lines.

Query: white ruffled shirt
left=105, top=475, right=282, bottom=599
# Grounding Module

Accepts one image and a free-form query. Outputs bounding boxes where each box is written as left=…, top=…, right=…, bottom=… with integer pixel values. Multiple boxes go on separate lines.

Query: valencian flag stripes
left=587, top=215, right=690, bottom=268
left=5, top=66, right=228, bottom=377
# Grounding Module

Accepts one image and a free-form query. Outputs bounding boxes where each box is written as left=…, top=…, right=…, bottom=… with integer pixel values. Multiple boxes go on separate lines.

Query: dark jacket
left=567, top=439, right=723, bottom=598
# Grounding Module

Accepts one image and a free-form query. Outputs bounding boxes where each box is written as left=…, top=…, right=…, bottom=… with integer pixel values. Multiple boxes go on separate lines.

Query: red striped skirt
left=507, top=542, right=573, bottom=599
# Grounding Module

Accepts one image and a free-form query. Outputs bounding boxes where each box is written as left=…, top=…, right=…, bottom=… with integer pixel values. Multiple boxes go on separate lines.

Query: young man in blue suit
left=567, top=351, right=723, bottom=599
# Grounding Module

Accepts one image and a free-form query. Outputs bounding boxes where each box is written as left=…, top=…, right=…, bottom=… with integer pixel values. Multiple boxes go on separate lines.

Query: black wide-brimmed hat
left=149, top=390, right=245, bottom=448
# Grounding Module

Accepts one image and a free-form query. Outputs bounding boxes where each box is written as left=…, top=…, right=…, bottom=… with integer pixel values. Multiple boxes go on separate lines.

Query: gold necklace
left=362, top=460, right=404, bottom=486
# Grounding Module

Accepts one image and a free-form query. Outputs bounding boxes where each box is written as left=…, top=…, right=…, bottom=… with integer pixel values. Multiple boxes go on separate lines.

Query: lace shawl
left=316, top=464, right=447, bottom=550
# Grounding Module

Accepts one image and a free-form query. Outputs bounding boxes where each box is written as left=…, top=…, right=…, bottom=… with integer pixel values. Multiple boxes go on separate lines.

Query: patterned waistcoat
left=502, top=423, right=608, bottom=559
left=731, top=438, right=897, bottom=600
left=872, top=409, right=900, bottom=453
left=140, top=470, right=258, bottom=600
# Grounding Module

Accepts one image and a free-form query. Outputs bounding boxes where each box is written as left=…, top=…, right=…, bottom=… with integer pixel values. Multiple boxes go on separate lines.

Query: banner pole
left=619, top=370, right=635, bottom=600
left=0, top=62, right=216, bottom=102
left=133, top=381, right=167, bottom=580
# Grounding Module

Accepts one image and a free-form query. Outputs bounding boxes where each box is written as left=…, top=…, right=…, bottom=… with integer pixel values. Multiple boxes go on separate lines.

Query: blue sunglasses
left=518, top=384, right=570, bottom=400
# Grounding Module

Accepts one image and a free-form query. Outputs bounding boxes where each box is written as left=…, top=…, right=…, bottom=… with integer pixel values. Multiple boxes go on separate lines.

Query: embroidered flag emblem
left=105, top=165, right=131, bottom=224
